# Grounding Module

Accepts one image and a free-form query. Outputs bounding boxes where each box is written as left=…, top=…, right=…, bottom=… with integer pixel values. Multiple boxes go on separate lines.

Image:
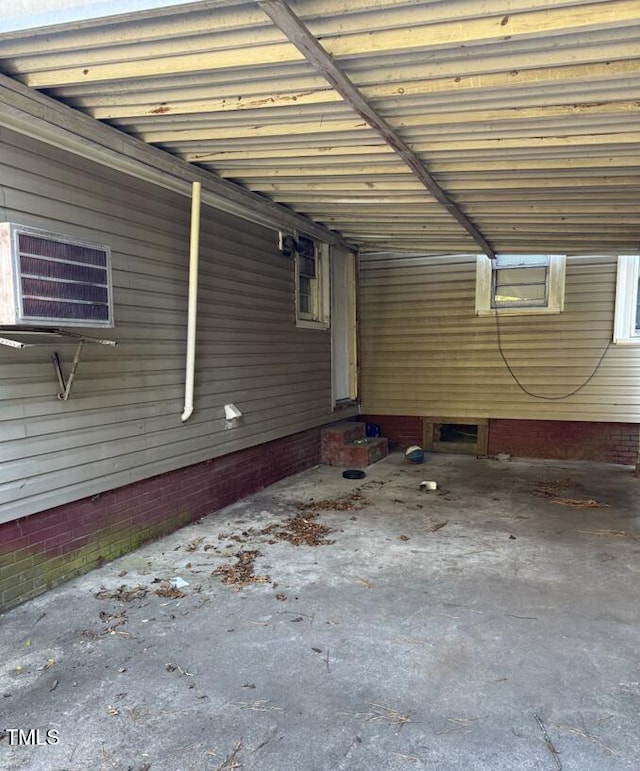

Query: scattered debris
left=95, top=585, right=148, bottom=602
left=98, top=609, right=127, bottom=634
left=399, top=535, right=410, bottom=541
left=558, top=722, right=619, bottom=757
left=495, top=453, right=511, bottom=462
left=576, top=529, right=637, bottom=539
left=429, top=521, right=448, bottom=533
left=259, top=512, right=335, bottom=547
left=106, top=705, right=120, bottom=716
left=186, top=537, right=205, bottom=552
left=298, top=490, right=366, bottom=513
left=533, top=711, right=562, bottom=771
left=165, top=662, right=193, bottom=677
left=420, top=481, right=437, bottom=491
left=533, top=478, right=585, bottom=499
left=509, top=534, right=517, bottom=540
left=435, top=715, right=486, bottom=735
left=213, top=550, right=270, bottom=587
left=213, top=740, right=242, bottom=771
left=356, top=577, right=373, bottom=589
left=551, top=497, right=609, bottom=508
left=234, top=700, right=283, bottom=712
left=350, top=702, right=412, bottom=730
left=117, top=570, right=127, bottom=577
left=240, top=683, right=256, bottom=689
left=49, top=679, right=59, bottom=692
left=275, top=593, right=287, bottom=601
left=153, top=581, right=185, bottom=599
left=170, top=577, right=189, bottom=589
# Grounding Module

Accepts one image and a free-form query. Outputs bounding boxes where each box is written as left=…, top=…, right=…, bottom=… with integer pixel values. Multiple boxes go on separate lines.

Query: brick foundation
left=0, top=428, right=321, bottom=611
left=359, top=415, right=424, bottom=450
left=360, top=414, right=639, bottom=466
left=488, top=419, right=639, bottom=466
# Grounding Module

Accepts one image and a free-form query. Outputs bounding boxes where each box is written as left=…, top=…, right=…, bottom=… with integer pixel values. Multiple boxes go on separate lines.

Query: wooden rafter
left=256, top=0, right=496, bottom=258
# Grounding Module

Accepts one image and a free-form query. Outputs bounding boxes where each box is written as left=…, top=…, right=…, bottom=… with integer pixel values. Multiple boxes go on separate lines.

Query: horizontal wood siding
left=359, top=254, right=640, bottom=423
left=0, top=128, right=338, bottom=523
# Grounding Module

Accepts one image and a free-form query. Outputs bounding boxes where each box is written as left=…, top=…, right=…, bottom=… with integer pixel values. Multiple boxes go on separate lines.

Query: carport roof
left=0, top=0, right=639, bottom=256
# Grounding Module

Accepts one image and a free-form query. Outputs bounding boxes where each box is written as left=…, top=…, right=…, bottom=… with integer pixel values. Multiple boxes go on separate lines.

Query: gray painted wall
left=360, top=253, right=640, bottom=422
left=0, top=127, right=343, bottom=524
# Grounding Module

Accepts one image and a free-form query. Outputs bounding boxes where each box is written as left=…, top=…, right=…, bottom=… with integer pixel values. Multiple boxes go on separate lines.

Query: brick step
left=322, top=436, right=389, bottom=467
left=321, top=421, right=365, bottom=465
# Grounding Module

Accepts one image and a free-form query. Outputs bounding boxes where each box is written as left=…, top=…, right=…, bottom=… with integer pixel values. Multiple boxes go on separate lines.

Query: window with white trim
left=475, top=254, right=566, bottom=316
left=294, top=234, right=329, bottom=329
left=613, top=255, right=640, bottom=344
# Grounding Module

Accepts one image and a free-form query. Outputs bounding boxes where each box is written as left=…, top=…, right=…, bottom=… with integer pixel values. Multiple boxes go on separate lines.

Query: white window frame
left=613, top=255, right=640, bottom=344
left=475, top=254, right=566, bottom=316
left=294, top=236, right=330, bottom=330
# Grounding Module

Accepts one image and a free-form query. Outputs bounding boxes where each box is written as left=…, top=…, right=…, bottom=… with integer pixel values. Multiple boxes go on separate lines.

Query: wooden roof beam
left=256, top=0, right=496, bottom=258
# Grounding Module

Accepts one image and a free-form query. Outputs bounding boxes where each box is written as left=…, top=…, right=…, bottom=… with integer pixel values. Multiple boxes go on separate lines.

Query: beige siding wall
left=0, top=127, right=342, bottom=524
left=360, top=253, right=640, bottom=422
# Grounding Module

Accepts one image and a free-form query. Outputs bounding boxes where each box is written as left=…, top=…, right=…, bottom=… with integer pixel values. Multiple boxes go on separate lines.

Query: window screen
left=492, top=255, right=549, bottom=309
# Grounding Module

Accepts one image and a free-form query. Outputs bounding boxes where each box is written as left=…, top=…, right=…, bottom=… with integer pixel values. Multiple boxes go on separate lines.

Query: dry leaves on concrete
left=300, top=490, right=367, bottom=512
left=98, top=609, right=127, bottom=633
left=259, top=511, right=335, bottom=547
left=95, top=584, right=148, bottom=602
left=95, top=580, right=186, bottom=603
left=213, top=550, right=270, bottom=587
left=152, top=581, right=186, bottom=599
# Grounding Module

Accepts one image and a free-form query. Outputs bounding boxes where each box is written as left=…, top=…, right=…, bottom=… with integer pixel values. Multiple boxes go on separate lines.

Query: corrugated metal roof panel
left=1, top=0, right=640, bottom=254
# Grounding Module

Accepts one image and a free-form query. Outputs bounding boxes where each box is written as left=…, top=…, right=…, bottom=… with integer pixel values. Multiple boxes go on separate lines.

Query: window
left=475, top=254, right=566, bottom=316
left=294, top=234, right=330, bottom=329
left=613, top=255, right=640, bottom=344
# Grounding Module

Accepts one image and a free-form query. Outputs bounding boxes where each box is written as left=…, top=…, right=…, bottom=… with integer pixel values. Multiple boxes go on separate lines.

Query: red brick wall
left=0, top=428, right=320, bottom=611
left=360, top=414, right=639, bottom=466
left=488, top=419, right=638, bottom=465
left=359, top=415, right=424, bottom=450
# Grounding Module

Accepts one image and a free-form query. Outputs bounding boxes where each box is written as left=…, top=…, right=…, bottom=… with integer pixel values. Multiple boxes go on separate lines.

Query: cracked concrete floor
left=2, top=452, right=640, bottom=771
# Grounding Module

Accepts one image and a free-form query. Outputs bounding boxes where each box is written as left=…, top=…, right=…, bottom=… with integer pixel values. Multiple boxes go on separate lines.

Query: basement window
left=294, top=235, right=330, bottom=329
left=613, top=255, right=640, bottom=344
left=475, top=254, right=566, bottom=316
left=423, top=418, right=488, bottom=456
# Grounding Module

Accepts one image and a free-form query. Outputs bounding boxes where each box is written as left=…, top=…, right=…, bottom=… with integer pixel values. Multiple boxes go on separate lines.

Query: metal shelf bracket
left=0, top=326, right=117, bottom=401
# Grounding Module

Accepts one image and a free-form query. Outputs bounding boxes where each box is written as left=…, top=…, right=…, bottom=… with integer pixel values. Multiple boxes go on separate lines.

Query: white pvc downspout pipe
left=181, top=181, right=202, bottom=422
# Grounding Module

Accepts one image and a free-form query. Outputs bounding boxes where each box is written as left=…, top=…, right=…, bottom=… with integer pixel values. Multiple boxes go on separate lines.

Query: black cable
left=494, top=308, right=612, bottom=400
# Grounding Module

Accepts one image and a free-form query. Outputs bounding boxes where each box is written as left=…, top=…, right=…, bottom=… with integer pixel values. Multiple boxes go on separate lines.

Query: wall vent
left=0, top=223, right=114, bottom=328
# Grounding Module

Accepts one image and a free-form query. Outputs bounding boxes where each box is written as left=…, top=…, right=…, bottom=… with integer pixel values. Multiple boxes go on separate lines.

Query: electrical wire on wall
left=494, top=309, right=612, bottom=401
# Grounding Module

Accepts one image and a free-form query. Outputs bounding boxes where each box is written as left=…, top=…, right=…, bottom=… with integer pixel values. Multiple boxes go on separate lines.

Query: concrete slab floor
left=2, top=452, right=640, bottom=771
